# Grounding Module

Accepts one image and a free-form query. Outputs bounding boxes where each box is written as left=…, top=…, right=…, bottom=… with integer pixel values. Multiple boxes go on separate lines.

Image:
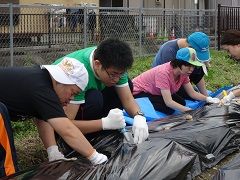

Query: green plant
left=12, top=120, right=37, bottom=138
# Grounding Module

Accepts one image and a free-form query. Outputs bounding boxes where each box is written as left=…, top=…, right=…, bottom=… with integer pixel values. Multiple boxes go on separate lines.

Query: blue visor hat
left=187, top=32, right=210, bottom=62
left=176, top=47, right=203, bottom=67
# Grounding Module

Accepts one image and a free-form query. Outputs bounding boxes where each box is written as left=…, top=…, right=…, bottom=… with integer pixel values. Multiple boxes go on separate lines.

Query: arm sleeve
left=116, top=73, right=129, bottom=87
left=31, top=88, right=66, bottom=121
left=72, top=91, right=85, bottom=104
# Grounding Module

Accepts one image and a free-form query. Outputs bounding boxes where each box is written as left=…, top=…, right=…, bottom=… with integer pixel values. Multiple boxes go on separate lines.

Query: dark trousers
left=176, top=67, right=205, bottom=101
left=134, top=92, right=186, bottom=115
left=75, top=79, right=133, bottom=120
left=0, top=102, right=18, bottom=177
left=190, top=66, right=205, bottom=85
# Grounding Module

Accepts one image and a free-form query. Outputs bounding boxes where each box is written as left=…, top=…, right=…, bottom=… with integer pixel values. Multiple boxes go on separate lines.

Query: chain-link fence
left=0, top=4, right=217, bottom=67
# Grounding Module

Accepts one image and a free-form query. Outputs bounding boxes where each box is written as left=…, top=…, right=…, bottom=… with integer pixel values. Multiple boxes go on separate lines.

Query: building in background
left=2, top=0, right=240, bottom=9
left=1, top=0, right=98, bottom=7
left=101, top=0, right=240, bottom=9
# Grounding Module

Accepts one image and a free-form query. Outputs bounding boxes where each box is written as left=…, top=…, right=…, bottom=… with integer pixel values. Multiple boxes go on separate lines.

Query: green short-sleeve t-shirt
left=53, top=47, right=129, bottom=104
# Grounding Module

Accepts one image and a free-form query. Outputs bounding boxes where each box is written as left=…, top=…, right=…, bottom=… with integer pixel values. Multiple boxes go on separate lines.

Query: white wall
left=128, top=0, right=240, bottom=9
left=128, top=0, right=206, bottom=9
left=129, top=0, right=142, bottom=8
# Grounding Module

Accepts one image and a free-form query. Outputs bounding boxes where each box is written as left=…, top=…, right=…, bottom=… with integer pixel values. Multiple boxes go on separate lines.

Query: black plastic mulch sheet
left=213, top=153, right=240, bottom=180
left=4, top=136, right=200, bottom=180
left=149, top=103, right=240, bottom=171
left=4, top=99, right=240, bottom=179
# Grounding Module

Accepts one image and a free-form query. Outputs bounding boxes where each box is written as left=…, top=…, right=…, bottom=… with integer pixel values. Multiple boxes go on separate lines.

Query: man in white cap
left=0, top=58, right=108, bottom=177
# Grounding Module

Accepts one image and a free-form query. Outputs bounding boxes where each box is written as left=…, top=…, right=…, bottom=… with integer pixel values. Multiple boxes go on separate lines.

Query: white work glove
left=132, top=115, right=149, bottom=144
left=102, top=108, right=126, bottom=130
left=185, top=107, right=192, bottom=111
left=48, top=151, right=66, bottom=162
left=221, top=91, right=235, bottom=104
left=206, top=96, right=220, bottom=104
left=87, top=150, right=108, bottom=165
left=47, top=145, right=77, bottom=162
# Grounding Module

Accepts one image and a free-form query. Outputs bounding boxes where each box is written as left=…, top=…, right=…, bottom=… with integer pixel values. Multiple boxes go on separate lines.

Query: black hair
left=170, top=59, right=194, bottom=68
left=94, top=38, right=133, bottom=71
left=221, top=29, right=240, bottom=45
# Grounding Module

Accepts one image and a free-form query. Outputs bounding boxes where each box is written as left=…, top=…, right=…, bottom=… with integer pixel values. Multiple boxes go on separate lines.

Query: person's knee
left=77, top=89, right=104, bottom=119
left=86, top=89, right=103, bottom=111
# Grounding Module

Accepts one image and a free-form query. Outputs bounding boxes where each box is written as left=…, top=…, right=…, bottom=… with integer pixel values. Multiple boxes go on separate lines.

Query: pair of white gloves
left=48, top=108, right=148, bottom=166
left=102, top=108, right=149, bottom=144
left=47, top=145, right=108, bottom=165
left=88, top=108, right=148, bottom=165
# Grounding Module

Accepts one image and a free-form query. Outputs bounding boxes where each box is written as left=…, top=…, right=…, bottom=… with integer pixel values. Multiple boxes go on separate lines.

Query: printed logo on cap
left=59, top=58, right=74, bottom=74
left=201, top=47, right=208, bottom=52
left=191, top=53, right=196, bottom=61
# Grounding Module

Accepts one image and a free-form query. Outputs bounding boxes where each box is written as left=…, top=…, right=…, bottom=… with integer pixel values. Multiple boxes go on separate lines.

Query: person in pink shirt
left=133, top=47, right=220, bottom=115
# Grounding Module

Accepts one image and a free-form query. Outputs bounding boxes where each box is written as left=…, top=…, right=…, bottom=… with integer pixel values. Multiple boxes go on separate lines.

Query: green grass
left=205, top=50, right=240, bottom=90
left=130, top=50, right=240, bottom=91
left=12, top=49, right=240, bottom=171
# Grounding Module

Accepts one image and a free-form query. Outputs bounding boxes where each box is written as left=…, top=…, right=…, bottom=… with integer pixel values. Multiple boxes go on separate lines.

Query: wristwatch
left=135, top=110, right=145, bottom=116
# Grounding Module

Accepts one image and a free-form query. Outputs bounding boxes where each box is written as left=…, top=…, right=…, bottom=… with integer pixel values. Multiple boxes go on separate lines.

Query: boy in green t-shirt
left=37, top=38, right=149, bottom=161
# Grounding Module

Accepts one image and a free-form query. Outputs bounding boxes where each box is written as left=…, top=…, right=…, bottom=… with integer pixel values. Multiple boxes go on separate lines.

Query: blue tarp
left=124, top=86, right=233, bottom=125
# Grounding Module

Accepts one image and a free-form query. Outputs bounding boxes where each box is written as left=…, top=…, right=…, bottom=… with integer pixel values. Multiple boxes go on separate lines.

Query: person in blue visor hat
left=152, top=31, right=211, bottom=100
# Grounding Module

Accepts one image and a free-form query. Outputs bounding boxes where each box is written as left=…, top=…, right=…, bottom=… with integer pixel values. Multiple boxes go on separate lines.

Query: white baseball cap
left=42, top=57, right=88, bottom=90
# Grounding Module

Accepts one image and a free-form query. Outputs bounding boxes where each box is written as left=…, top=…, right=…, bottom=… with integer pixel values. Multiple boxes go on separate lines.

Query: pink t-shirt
left=133, top=62, right=190, bottom=95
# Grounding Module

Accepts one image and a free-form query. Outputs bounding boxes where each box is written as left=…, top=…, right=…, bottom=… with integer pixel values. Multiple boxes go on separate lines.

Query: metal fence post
left=47, top=12, right=51, bottom=48
left=138, top=8, right=143, bottom=57
left=83, top=6, right=87, bottom=48
left=9, top=3, right=14, bottom=66
left=214, top=6, right=218, bottom=50
left=217, top=4, right=221, bottom=50
left=181, top=10, right=184, bottom=37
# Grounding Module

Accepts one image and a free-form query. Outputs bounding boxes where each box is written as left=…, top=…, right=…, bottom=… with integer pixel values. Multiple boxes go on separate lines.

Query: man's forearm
left=72, top=119, right=103, bottom=134
left=48, top=118, right=95, bottom=157
left=123, top=99, right=140, bottom=117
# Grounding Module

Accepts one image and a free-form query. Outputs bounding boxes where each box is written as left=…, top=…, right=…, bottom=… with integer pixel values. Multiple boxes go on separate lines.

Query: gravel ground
left=194, top=151, right=240, bottom=180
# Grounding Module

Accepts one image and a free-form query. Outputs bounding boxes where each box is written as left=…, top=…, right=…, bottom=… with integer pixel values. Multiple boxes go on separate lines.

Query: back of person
left=152, top=39, right=179, bottom=67
left=133, top=62, right=189, bottom=96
